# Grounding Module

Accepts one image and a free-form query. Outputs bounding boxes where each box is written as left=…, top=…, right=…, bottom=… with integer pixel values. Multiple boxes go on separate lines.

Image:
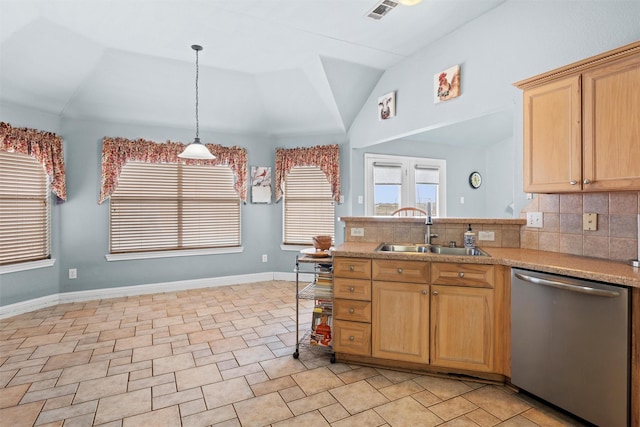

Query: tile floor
left=0, top=280, right=587, bottom=426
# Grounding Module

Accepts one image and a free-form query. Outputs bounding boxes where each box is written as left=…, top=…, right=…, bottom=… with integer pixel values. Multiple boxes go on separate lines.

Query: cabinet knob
left=458, top=272, right=465, bottom=278
left=433, top=290, right=439, bottom=296
left=397, top=268, right=403, bottom=274
left=349, top=308, right=355, bottom=314
left=570, top=180, right=578, bottom=185
left=583, top=178, right=592, bottom=185
left=349, top=287, right=355, bottom=293
left=349, top=265, right=354, bottom=271
left=349, top=336, right=355, bottom=341
left=422, top=290, right=428, bottom=295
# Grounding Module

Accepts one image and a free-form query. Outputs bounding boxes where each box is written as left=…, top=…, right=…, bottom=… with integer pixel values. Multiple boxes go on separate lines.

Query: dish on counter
left=300, top=247, right=332, bottom=258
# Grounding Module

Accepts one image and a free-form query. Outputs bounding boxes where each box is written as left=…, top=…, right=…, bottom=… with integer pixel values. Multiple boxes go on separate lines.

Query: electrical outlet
left=526, top=212, right=543, bottom=228
left=261, top=254, right=268, bottom=263
left=351, top=227, right=365, bottom=237
left=69, top=268, right=77, bottom=279
left=357, top=195, right=363, bottom=204
left=478, top=231, right=495, bottom=241
left=583, top=213, right=598, bottom=231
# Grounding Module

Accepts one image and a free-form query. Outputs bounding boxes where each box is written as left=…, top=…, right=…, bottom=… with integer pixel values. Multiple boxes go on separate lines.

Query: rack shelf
left=293, top=254, right=335, bottom=362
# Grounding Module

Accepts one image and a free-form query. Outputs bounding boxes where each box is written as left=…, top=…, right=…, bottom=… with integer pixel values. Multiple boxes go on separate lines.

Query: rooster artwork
left=434, top=65, right=461, bottom=103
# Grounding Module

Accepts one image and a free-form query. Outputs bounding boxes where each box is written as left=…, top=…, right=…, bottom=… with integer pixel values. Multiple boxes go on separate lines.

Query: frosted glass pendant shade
left=178, top=138, right=215, bottom=159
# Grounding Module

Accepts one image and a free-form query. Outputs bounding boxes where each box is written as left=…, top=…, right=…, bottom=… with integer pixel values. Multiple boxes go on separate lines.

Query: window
left=0, top=151, right=50, bottom=265
left=110, top=162, right=240, bottom=254
left=365, top=154, right=446, bottom=216
left=283, top=166, right=334, bottom=245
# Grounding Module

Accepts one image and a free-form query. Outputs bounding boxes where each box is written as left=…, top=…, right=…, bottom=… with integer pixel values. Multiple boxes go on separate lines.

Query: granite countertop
left=331, top=242, right=640, bottom=288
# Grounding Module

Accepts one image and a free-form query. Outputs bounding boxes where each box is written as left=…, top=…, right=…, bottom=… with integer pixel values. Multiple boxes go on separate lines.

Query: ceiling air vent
left=367, top=0, right=399, bottom=20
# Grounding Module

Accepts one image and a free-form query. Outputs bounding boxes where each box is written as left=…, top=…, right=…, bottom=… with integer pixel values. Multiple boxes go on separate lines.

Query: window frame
left=282, top=166, right=335, bottom=247
left=108, top=161, right=242, bottom=257
left=364, top=153, right=447, bottom=216
left=0, top=151, right=52, bottom=269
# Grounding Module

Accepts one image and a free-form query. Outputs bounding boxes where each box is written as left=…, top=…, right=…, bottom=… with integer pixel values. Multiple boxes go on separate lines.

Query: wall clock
left=469, top=171, right=482, bottom=189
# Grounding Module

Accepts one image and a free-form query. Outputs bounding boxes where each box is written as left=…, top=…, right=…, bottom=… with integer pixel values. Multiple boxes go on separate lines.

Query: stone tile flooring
left=0, top=280, right=587, bottom=426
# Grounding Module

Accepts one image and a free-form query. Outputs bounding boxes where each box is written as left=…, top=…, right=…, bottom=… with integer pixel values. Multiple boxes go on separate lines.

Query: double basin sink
left=375, top=243, right=489, bottom=257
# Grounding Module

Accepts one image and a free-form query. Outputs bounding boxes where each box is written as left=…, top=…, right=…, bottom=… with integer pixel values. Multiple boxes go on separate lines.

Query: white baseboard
left=1, top=271, right=310, bottom=319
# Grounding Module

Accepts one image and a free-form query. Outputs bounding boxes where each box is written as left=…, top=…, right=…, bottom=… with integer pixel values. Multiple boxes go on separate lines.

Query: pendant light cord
left=195, top=47, right=200, bottom=140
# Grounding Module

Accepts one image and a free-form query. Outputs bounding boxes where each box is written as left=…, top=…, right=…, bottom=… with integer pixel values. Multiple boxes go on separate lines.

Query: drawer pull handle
left=422, top=290, right=428, bottom=295
left=349, top=336, right=355, bottom=341
left=433, top=290, right=439, bottom=296
left=349, top=287, right=355, bottom=293
left=397, top=268, right=403, bottom=274
left=349, top=308, right=355, bottom=314
left=349, top=265, right=354, bottom=271
left=458, top=272, right=465, bottom=278
left=583, top=178, right=592, bottom=185
left=570, top=180, right=578, bottom=185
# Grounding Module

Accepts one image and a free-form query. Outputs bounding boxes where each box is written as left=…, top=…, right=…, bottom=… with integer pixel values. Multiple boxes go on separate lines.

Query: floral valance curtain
left=0, top=122, right=67, bottom=200
left=275, top=144, right=340, bottom=202
left=99, top=137, right=248, bottom=204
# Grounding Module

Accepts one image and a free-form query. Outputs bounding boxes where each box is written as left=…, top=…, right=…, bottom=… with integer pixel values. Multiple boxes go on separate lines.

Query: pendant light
left=178, top=44, right=215, bottom=160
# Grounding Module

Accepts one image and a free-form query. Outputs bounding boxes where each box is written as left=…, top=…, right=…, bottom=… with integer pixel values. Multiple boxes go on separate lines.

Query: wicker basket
left=312, top=235, right=332, bottom=251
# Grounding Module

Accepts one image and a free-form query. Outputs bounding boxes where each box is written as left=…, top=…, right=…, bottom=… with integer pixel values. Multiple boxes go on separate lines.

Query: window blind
left=373, top=162, right=402, bottom=184
left=0, top=151, right=50, bottom=265
left=283, top=166, right=334, bottom=245
left=415, top=165, right=440, bottom=184
left=110, top=162, right=240, bottom=253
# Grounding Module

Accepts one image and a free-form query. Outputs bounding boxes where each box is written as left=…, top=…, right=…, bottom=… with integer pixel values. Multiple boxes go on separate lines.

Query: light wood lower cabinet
left=372, top=281, right=430, bottom=364
left=333, top=320, right=371, bottom=356
left=430, top=285, right=494, bottom=372
left=334, top=257, right=509, bottom=377
left=332, top=257, right=372, bottom=356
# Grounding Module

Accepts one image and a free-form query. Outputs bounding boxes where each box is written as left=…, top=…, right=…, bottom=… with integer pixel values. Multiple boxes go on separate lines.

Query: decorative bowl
left=312, top=235, right=332, bottom=251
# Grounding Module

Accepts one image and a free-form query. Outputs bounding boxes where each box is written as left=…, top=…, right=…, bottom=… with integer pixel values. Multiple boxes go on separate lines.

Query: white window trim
left=0, top=258, right=56, bottom=275
left=105, top=247, right=243, bottom=262
left=280, top=244, right=312, bottom=252
left=364, top=153, right=447, bottom=216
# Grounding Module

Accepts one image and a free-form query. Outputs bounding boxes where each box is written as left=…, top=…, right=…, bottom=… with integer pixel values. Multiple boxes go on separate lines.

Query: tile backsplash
left=520, top=192, right=640, bottom=261
left=341, top=191, right=640, bottom=263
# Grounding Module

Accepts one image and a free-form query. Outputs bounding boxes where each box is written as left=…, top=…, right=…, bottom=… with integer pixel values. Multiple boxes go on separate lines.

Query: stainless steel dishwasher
left=511, top=268, right=629, bottom=427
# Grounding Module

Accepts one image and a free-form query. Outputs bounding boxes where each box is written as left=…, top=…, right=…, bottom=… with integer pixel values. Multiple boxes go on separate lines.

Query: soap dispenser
left=464, top=224, right=476, bottom=248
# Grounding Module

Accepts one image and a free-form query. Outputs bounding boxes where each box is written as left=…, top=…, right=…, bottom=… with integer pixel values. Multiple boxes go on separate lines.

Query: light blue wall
left=0, top=108, right=348, bottom=305
left=351, top=136, right=514, bottom=218
left=348, top=0, right=640, bottom=215
left=2, top=0, right=639, bottom=306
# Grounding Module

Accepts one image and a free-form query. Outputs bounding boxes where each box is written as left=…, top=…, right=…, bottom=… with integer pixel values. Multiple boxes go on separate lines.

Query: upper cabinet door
left=522, top=75, right=582, bottom=193
left=582, top=55, right=640, bottom=191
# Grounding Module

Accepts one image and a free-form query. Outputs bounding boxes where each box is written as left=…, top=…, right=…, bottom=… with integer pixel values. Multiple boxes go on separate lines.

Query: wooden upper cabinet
left=516, top=41, right=640, bottom=193
left=522, top=75, right=582, bottom=192
left=583, top=55, right=640, bottom=191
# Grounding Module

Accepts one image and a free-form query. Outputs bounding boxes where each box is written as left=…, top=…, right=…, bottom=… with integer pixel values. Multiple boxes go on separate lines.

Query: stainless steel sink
left=375, top=244, right=430, bottom=253
left=375, top=243, right=489, bottom=256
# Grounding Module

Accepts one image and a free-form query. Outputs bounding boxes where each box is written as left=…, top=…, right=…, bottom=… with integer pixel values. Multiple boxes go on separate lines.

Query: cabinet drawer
left=333, top=278, right=371, bottom=301
left=372, top=259, right=429, bottom=283
left=431, top=263, right=494, bottom=288
left=333, top=257, right=371, bottom=280
left=334, top=299, right=371, bottom=323
left=333, top=320, right=371, bottom=356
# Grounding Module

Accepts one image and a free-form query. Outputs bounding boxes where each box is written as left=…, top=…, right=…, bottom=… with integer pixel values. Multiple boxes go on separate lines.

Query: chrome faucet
left=425, top=214, right=438, bottom=245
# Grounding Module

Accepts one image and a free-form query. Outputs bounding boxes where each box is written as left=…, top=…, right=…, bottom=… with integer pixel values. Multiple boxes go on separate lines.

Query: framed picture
left=377, top=91, right=396, bottom=120
left=434, top=65, right=461, bottom=103
left=251, top=166, right=272, bottom=204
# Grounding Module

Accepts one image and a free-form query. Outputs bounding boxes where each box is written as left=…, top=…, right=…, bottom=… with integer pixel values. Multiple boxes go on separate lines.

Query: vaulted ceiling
left=1, top=0, right=505, bottom=136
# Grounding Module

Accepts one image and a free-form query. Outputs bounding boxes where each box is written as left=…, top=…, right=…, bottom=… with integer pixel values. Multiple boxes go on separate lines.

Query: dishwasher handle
left=514, top=272, right=621, bottom=297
